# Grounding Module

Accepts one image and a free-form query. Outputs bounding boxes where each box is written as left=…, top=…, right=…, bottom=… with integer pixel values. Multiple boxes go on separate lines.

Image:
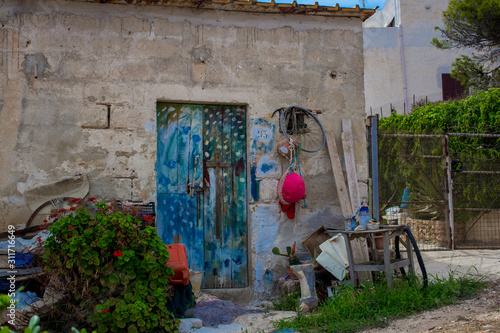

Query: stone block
left=81, top=104, right=109, bottom=129
left=111, top=105, right=154, bottom=129
left=178, top=318, right=203, bottom=333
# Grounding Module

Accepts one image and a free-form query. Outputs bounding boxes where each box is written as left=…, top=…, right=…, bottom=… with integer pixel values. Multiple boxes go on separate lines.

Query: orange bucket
left=166, top=244, right=190, bottom=286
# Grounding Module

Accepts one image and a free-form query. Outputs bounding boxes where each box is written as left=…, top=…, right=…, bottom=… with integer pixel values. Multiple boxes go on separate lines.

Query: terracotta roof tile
left=76, top=0, right=376, bottom=21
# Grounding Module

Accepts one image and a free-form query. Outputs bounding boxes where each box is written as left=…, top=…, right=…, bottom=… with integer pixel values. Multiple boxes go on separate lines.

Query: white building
left=363, top=0, right=470, bottom=116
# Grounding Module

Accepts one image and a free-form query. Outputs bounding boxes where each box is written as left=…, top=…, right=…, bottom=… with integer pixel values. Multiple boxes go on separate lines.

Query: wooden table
left=326, top=225, right=415, bottom=288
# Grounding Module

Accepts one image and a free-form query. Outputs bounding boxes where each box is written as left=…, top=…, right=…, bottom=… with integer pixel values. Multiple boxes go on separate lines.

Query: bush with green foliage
left=43, top=199, right=179, bottom=333
left=379, top=88, right=500, bottom=136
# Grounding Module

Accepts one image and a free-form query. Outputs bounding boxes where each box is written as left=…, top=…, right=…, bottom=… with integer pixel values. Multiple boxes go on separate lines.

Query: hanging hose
left=394, top=227, right=428, bottom=288
left=394, top=235, right=407, bottom=277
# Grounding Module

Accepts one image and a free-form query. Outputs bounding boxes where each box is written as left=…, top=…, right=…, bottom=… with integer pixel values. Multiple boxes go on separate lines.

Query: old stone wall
left=403, top=218, right=449, bottom=250
left=0, top=0, right=368, bottom=299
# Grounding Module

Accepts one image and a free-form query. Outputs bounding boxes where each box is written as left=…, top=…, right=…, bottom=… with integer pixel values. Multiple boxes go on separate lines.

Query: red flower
left=37, top=237, right=42, bottom=243
left=113, top=250, right=123, bottom=257
left=43, top=219, right=48, bottom=223
left=144, top=215, right=153, bottom=221
left=132, top=211, right=136, bottom=214
left=58, top=208, right=65, bottom=213
left=102, top=309, right=109, bottom=313
left=107, top=206, right=112, bottom=210
left=68, top=226, right=75, bottom=230
left=88, top=197, right=96, bottom=201
left=69, top=207, right=76, bottom=211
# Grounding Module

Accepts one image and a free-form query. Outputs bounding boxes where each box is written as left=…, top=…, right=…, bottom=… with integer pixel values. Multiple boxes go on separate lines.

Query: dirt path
left=364, top=279, right=500, bottom=333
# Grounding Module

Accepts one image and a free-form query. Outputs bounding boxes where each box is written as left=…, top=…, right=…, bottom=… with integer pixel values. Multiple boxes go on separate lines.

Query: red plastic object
left=166, top=244, right=190, bottom=286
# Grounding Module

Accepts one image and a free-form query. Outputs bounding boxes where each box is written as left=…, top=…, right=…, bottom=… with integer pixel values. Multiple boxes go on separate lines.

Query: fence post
left=370, top=115, right=380, bottom=221
left=443, top=135, right=455, bottom=249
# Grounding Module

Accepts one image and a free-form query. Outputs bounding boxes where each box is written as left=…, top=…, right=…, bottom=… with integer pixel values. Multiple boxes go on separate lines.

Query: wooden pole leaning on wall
left=326, top=131, right=352, bottom=217
left=341, top=118, right=361, bottom=215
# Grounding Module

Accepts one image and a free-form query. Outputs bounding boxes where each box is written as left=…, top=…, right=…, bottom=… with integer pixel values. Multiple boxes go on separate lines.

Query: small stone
left=178, top=318, right=203, bottom=333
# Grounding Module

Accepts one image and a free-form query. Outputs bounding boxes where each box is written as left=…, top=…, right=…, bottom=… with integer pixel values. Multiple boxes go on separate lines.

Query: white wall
left=363, top=0, right=471, bottom=116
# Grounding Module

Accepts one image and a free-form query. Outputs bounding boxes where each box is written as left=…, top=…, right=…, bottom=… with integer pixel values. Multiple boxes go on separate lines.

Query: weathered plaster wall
left=0, top=0, right=368, bottom=299
left=363, top=0, right=471, bottom=116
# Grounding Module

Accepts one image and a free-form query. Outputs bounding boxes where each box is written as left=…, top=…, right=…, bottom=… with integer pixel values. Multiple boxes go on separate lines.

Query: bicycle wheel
left=280, top=106, right=326, bottom=152
left=26, top=197, right=77, bottom=228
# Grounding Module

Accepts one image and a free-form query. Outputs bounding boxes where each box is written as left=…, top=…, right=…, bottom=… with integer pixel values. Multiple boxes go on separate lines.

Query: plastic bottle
left=358, top=204, right=371, bottom=228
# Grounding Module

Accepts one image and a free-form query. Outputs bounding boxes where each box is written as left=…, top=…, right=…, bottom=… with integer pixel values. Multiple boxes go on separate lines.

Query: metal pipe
left=399, top=24, right=408, bottom=115
left=443, top=135, right=455, bottom=250
left=379, top=133, right=443, bottom=138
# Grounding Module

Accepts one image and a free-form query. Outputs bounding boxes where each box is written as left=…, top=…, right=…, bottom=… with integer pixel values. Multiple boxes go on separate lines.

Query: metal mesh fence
left=376, top=126, right=500, bottom=250
left=451, top=134, right=500, bottom=249
left=378, top=134, right=449, bottom=251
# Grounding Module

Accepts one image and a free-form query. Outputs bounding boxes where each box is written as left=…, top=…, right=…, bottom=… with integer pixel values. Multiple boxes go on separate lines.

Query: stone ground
left=180, top=250, right=500, bottom=333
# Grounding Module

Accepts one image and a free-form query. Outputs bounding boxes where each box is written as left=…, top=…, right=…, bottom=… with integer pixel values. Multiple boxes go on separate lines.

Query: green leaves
left=432, top=0, right=500, bottom=90
left=43, top=200, right=179, bottom=332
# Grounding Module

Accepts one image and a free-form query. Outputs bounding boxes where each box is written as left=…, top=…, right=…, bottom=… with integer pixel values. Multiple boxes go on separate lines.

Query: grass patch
left=271, top=290, right=301, bottom=311
left=275, top=270, right=486, bottom=333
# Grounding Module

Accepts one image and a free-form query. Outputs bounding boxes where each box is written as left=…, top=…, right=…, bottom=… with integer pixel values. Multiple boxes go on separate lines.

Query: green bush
left=43, top=199, right=179, bottom=332
left=380, top=88, right=500, bottom=135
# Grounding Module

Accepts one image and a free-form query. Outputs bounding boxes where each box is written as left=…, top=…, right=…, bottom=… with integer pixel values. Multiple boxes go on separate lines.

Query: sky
left=270, top=0, right=388, bottom=10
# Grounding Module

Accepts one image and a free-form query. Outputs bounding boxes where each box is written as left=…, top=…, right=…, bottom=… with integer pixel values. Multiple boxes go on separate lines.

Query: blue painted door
left=157, top=104, right=247, bottom=288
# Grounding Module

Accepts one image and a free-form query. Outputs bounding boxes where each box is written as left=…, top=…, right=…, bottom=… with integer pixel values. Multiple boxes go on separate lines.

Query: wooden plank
left=342, top=131, right=361, bottom=213
left=177, top=106, right=192, bottom=194
left=342, top=234, right=357, bottom=286
left=383, top=232, right=392, bottom=287
left=190, top=106, right=205, bottom=272
left=342, top=119, right=371, bottom=285
left=353, top=259, right=410, bottom=271
left=341, top=118, right=352, bottom=134
left=350, top=238, right=371, bottom=285
left=156, top=103, right=180, bottom=194
left=191, top=105, right=204, bottom=188
left=220, top=107, right=233, bottom=288
left=325, top=132, right=352, bottom=217
left=203, top=106, right=226, bottom=288
left=230, top=106, right=247, bottom=288
left=203, top=168, right=219, bottom=288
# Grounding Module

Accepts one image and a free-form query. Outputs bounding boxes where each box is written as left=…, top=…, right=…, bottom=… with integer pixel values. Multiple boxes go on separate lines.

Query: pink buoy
left=277, top=172, right=306, bottom=205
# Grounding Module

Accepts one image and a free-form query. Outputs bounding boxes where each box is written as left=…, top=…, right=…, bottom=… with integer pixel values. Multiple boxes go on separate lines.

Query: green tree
left=431, top=0, right=500, bottom=90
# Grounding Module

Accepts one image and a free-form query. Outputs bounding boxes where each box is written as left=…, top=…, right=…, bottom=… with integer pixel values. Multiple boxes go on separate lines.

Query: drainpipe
left=399, top=24, right=408, bottom=115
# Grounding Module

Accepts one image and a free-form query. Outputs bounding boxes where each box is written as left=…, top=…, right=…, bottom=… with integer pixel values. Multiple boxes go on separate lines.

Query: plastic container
left=358, top=205, right=371, bottom=228
left=189, top=270, right=204, bottom=297
left=344, top=217, right=356, bottom=231
left=166, top=244, right=190, bottom=286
